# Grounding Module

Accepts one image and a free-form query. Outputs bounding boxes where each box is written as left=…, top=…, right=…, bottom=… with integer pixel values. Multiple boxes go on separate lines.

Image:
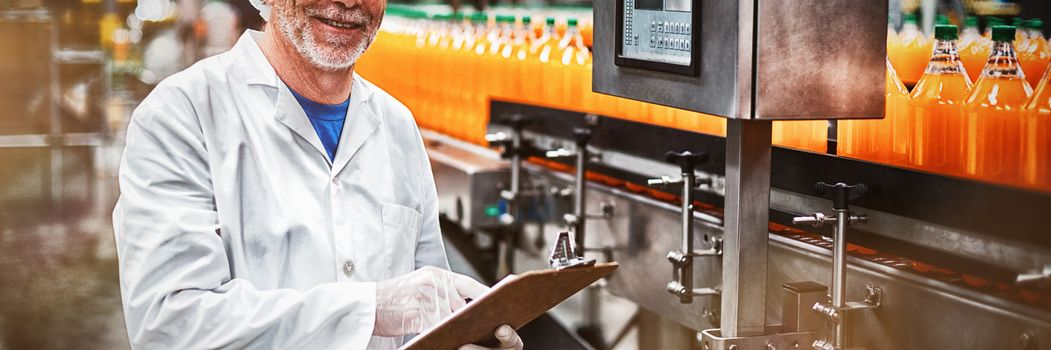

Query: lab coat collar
left=230, top=30, right=380, bottom=173
left=232, top=30, right=376, bottom=102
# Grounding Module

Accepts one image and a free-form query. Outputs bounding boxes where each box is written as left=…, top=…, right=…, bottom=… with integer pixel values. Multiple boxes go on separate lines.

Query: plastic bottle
left=512, top=16, right=538, bottom=104
left=964, top=26, right=1034, bottom=182
left=1022, top=64, right=1051, bottom=191
left=1018, top=19, right=1048, bottom=89
left=561, top=18, right=589, bottom=111
left=909, top=24, right=973, bottom=174
left=960, top=16, right=990, bottom=83
left=839, top=59, right=911, bottom=164
left=539, top=17, right=563, bottom=107
left=890, top=13, right=932, bottom=86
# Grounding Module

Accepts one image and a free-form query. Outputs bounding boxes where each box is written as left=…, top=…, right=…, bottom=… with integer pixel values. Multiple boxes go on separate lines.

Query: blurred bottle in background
left=890, top=13, right=932, bottom=86
left=840, top=59, right=911, bottom=164
left=1022, top=65, right=1051, bottom=191
left=1018, top=19, right=1048, bottom=89
left=960, top=16, right=991, bottom=83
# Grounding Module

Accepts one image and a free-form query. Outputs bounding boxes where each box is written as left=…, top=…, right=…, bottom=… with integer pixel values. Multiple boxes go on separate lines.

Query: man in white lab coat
left=113, top=0, right=524, bottom=349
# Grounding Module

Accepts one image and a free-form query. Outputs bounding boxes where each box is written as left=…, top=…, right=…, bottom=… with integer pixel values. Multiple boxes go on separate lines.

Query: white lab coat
left=113, top=30, right=449, bottom=349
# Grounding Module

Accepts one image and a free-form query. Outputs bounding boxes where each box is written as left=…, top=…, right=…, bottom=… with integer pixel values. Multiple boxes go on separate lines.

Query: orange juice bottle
left=960, top=16, right=990, bottom=83
left=561, top=18, right=589, bottom=111
left=964, top=25, right=1034, bottom=183
left=513, top=16, right=538, bottom=103
left=1018, top=19, right=1048, bottom=89
left=772, top=120, right=827, bottom=153
left=909, top=24, right=973, bottom=174
left=536, top=17, right=560, bottom=107
left=839, top=59, right=910, bottom=164
left=489, top=15, right=515, bottom=100
left=890, top=13, right=931, bottom=86
left=1022, top=64, right=1051, bottom=191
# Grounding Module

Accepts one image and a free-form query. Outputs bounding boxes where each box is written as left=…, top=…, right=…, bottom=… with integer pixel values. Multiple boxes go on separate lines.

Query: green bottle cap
left=903, top=13, right=918, bottom=24
left=496, top=15, right=514, bottom=23
left=522, top=16, right=532, bottom=24
left=470, top=12, right=488, bottom=23
left=965, top=16, right=978, bottom=28
left=936, top=15, right=950, bottom=25
left=451, top=12, right=464, bottom=21
left=546, top=17, right=556, bottom=26
left=991, top=25, right=1015, bottom=42
left=1027, top=19, right=1044, bottom=30
left=987, top=17, right=1005, bottom=27
left=568, top=18, right=578, bottom=27
left=1013, top=17, right=1023, bottom=27
left=934, top=24, right=958, bottom=40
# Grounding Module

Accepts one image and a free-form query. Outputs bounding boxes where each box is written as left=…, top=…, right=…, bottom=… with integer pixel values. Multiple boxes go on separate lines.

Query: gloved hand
left=373, top=266, right=488, bottom=337
left=457, top=325, right=524, bottom=350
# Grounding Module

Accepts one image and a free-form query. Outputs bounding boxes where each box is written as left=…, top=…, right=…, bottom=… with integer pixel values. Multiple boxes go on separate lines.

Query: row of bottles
left=359, top=7, right=1049, bottom=191
left=889, top=14, right=1048, bottom=88
left=356, top=7, right=726, bottom=146
left=841, top=25, right=1050, bottom=191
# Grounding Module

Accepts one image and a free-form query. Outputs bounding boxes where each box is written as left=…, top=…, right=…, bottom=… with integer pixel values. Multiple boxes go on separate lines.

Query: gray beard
left=272, top=4, right=377, bottom=71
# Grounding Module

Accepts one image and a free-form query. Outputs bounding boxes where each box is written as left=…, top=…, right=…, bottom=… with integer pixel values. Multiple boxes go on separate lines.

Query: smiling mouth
left=314, top=17, right=361, bottom=29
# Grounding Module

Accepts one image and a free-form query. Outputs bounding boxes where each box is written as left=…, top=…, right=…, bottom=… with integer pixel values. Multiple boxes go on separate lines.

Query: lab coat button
left=342, top=260, right=355, bottom=278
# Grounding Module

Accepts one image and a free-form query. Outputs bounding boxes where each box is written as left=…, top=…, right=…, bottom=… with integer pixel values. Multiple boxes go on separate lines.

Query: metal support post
left=721, top=119, right=772, bottom=337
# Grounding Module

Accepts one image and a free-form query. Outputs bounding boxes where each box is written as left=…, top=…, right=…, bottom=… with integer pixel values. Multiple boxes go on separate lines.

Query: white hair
left=249, top=0, right=271, bottom=21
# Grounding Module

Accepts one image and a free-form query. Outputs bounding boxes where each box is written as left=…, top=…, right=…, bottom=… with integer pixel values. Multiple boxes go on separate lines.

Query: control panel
left=616, top=0, right=699, bottom=75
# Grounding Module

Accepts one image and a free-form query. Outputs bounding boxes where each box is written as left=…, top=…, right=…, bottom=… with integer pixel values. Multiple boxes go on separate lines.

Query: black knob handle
left=814, top=182, right=867, bottom=210
left=664, top=151, right=710, bottom=174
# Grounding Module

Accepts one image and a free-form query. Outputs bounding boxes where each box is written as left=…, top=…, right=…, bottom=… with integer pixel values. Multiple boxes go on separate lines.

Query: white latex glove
left=457, top=325, right=525, bottom=350
left=373, top=266, right=488, bottom=337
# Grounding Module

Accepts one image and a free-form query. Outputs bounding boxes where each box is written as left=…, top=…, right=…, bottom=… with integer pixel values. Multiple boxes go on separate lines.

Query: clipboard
left=399, top=262, right=619, bottom=350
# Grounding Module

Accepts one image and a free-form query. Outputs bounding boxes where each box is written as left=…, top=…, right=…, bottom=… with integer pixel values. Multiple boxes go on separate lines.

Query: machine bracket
left=700, top=327, right=821, bottom=350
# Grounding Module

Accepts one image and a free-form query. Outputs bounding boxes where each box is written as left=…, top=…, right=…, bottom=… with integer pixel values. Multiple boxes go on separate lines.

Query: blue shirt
left=289, top=88, right=349, bottom=161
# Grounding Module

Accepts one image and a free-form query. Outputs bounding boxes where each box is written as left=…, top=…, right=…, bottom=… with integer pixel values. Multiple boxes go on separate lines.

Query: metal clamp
left=792, top=182, right=878, bottom=350
left=544, top=115, right=601, bottom=257
left=647, top=150, right=716, bottom=304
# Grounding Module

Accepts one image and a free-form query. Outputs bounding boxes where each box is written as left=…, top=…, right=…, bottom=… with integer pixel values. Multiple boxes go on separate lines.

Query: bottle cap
left=522, top=16, right=532, bottom=24
left=936, top=15, right=950, bottom=25
left=1027, top=19, right=1044, bottom=30
left=496, top=15, right=514, bottom=23
left=991, top=25, right=1015, bottom=42
left=470, top=12, right=488, bottom=23
left=903, top=13, right=917, bottom=24
left=568, top=18, right=578, bottom=27
left=934, top=24, right=958, bottom=40
left=546, top=17, right=556, bottom=26
left=986, top=17, right=1005, bottom=27
left=965, top=16, right=978, bottom=28
left=451, top=12, right=464, bottom=21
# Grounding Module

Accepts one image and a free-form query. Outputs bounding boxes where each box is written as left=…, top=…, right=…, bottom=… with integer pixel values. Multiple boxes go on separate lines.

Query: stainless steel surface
left=594, top=0, right=887, bottom=120
left=700, top=327, right=820, bottom=350
left=423, top=131, right=509, bottom=231
left=771, top=187, right=1051, bottom=278
left=594, top=0, right=740, bottom=117
left=428, top=127, right=1051, bottom=349
left=753, top=0, right=886, bottom=120
left=831, top=209, right=848, bottom=350
left=781, top=282, right=827, bottom=333
left=721, top=120, right=772, bottom=337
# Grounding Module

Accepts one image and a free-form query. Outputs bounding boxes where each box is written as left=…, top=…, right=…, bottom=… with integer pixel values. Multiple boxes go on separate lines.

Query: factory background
left=0, top=0, right=1050, bottom=349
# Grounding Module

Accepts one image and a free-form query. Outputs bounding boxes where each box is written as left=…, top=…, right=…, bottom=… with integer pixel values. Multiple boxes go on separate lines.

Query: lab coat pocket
left=381, top=202, right=422, bottom=278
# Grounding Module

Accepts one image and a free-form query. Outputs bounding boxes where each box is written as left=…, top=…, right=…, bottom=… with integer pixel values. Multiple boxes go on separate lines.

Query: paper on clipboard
left=399, top=262, right=619, bottom=350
